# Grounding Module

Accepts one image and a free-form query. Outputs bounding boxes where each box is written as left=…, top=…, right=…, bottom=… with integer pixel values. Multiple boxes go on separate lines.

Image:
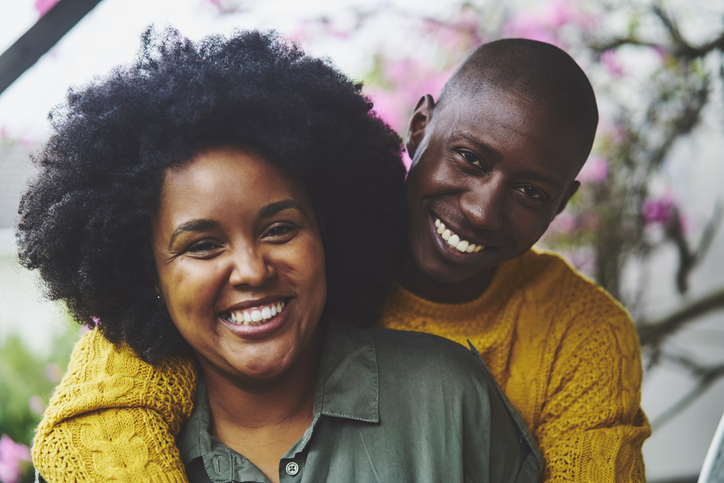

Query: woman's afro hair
left=16, top=27, right=406, bottom=364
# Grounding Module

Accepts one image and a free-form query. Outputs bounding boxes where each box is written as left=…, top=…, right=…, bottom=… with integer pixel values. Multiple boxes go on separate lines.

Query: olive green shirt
left=178, top=323, right=542, bottom=483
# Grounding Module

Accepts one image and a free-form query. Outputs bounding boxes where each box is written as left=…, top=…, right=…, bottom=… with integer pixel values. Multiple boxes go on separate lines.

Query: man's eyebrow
left=258, top=199, right=307, bottom=219
left=169, top=219, right=220, bottom=247
left=449, top=131, right=503, bottom=163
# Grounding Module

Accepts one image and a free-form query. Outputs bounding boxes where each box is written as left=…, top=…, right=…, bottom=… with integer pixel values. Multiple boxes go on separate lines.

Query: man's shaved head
left=438, top=38, right=598, bottom=166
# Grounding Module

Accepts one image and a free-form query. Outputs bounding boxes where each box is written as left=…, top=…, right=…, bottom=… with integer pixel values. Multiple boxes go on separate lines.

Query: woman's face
left=151, top=147, right=327, bottom=384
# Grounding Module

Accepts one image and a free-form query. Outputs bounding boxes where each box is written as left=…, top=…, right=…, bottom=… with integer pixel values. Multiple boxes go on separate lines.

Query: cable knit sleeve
left=534, top=297, right=650, bottom=482
left=32, top=329, right=198, bottom=483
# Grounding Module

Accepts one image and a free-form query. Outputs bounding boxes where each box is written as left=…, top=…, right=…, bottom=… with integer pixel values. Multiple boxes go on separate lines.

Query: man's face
left=404, top=88, right=583, bottom=289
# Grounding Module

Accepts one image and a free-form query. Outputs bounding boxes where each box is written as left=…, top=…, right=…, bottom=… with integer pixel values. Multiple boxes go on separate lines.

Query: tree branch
left=638, top=287, right=724, bottom=347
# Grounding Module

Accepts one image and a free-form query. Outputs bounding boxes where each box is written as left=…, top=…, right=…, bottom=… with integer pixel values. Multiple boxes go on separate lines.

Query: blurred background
left=0, top=0, right=722, bottom=481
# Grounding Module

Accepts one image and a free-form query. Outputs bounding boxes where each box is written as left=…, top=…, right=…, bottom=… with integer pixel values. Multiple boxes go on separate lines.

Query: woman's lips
left=218, top=298, right=291, bottom=339
left=220, top=299, right=287, bottom=325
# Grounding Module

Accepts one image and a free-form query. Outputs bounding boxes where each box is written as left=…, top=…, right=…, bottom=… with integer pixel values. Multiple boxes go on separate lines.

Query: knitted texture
left=32, top=329, right=197, bottom=483
left=33, top=249, right=649, bottom=482
left=381, top=248, right=650, bottom=482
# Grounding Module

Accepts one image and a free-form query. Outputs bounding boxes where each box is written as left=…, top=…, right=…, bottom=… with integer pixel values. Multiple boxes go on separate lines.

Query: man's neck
left=395, top=250, right=496, bottom=304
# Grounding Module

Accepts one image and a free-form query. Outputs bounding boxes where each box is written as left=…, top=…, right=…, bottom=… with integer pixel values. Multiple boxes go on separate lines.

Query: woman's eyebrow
left=258, top=199, right=306, bottom=219
left=169, top=219, right=219, bottom=247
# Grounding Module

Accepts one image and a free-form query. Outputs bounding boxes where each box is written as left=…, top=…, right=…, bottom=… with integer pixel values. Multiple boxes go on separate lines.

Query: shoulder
left=516, top=249, right=633, bottom=329
left=367, top=326, right=494, bottom=383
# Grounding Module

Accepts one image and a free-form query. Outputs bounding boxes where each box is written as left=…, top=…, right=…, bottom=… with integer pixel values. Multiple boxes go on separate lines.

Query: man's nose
left=459, top=175, right=506, bottom=232
left=228, top=246, right=275, bottom=287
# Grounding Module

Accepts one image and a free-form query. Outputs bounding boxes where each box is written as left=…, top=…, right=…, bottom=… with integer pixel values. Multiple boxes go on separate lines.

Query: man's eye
left=516, top=186, right=543, bottom=200
left=460, top=151, right=482, bottom=168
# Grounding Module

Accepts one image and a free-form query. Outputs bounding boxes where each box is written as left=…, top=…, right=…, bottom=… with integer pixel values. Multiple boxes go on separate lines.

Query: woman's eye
left=186, top=241, right=221, bottom=254
left=516, top=186, right=543, bottom=200
left=263, top=224, right=298, bottom=241
left=460, top=151, right=482, bottom=168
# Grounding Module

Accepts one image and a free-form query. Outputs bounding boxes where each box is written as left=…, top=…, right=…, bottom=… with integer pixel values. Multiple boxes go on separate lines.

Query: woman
left=19, top=29, right=541, bottom=482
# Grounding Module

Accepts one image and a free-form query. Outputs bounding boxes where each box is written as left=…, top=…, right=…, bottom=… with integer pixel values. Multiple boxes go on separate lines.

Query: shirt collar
left=178, top=322, right=380, bottom=471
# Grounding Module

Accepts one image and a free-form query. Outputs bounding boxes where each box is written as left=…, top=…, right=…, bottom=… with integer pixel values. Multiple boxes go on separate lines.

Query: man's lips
left=433, top=217, right=485, bottom=254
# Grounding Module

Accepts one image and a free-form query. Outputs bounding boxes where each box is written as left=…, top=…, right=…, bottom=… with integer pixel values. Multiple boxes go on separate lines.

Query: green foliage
left=0, top=327, right=82, bottom=447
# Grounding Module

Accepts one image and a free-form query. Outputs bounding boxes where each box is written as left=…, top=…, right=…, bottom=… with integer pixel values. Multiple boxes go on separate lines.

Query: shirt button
left=285, top=461, right=300, bottom=476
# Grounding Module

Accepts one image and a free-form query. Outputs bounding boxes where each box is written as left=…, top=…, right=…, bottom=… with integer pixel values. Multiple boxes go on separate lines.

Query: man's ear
left=406, top=94, right=435, bottom=160
left=556, top=180, right=580, bottom=215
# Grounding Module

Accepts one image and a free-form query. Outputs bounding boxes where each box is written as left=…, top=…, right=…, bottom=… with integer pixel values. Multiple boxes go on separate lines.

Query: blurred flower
left=0, top=434, right=31, bottom=483
left=29, top=395, right=45, bottom=415
left=91, top=316, right=101, bottom=326
left=204, top=0, right=246, bottom=14
left=577, top=156, right=609, bottom=184
left=601, top=50, right=624, bottom=77
left=548, top=211, right=578, bottom=238
left=45, top=363, right=61, bottom=383
left=401, top=149, right=412, bottom=172
left=35, top=0, right=60, bottom=17
left=368, top=56, right=453, bottom=134
left=642, top=195, right=676, bottom=225
left=368, top=90, right=407, bottom=135
left=504, top=0, right=598, bottom=48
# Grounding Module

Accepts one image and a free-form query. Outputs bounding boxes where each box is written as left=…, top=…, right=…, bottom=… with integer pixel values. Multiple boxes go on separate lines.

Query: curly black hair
left=16, top=27, right=406, bottom=364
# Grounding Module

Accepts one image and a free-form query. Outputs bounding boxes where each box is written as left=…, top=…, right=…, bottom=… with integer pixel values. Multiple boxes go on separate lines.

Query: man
left=32, top=39, right=649, bottom=482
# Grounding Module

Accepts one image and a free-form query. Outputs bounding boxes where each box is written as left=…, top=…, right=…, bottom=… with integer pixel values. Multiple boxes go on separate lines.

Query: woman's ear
left=406, top=94, right=435, bottom=160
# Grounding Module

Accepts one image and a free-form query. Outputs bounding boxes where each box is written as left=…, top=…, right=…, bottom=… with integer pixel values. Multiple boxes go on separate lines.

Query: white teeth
left=434, top=218, right=484, bottom=255
left=225, top=300, right=287, bottom=325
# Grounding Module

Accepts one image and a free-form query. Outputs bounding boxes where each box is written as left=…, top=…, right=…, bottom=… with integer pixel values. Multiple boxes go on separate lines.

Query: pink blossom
left=0, top=434, right=31, bottom=483
left=548, top=211, right=577, bottom=237
left=29, top=395, right=45, bottom=415
left=577, top=156, right=609, bottom=184
left=35, top=0, right=60, bottom=17
left=368, top=58, right=454, bottom=134
left=368, top=90, right=407, bottom=135
left=91, top=316, right=101, bottom=326
left=401, top=149, right=412, bottom=172
left=642, top=196, right=676, bottom=225
left=503, top=0, right=598, bottom=48
left=45, top=363, right=61, bottom=383
left=601, top=50, right=624, bottom=77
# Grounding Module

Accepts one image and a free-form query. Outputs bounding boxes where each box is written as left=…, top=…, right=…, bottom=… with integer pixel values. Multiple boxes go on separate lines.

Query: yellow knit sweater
left=33, top=249, right=650, bottom=482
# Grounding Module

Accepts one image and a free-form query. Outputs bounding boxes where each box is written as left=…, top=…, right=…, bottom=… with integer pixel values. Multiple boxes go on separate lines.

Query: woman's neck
left=199, top=329, right=322, bottom=483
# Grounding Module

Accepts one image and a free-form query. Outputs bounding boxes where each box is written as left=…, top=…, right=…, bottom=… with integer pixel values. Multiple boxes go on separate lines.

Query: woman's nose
left=459, top=176, right=506, bottom=232
left=228, top=247, right=274, bottom=287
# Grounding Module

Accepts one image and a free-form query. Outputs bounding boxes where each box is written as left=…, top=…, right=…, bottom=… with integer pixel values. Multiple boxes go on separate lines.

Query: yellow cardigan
left=33, top=249, right=650, bottom=482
